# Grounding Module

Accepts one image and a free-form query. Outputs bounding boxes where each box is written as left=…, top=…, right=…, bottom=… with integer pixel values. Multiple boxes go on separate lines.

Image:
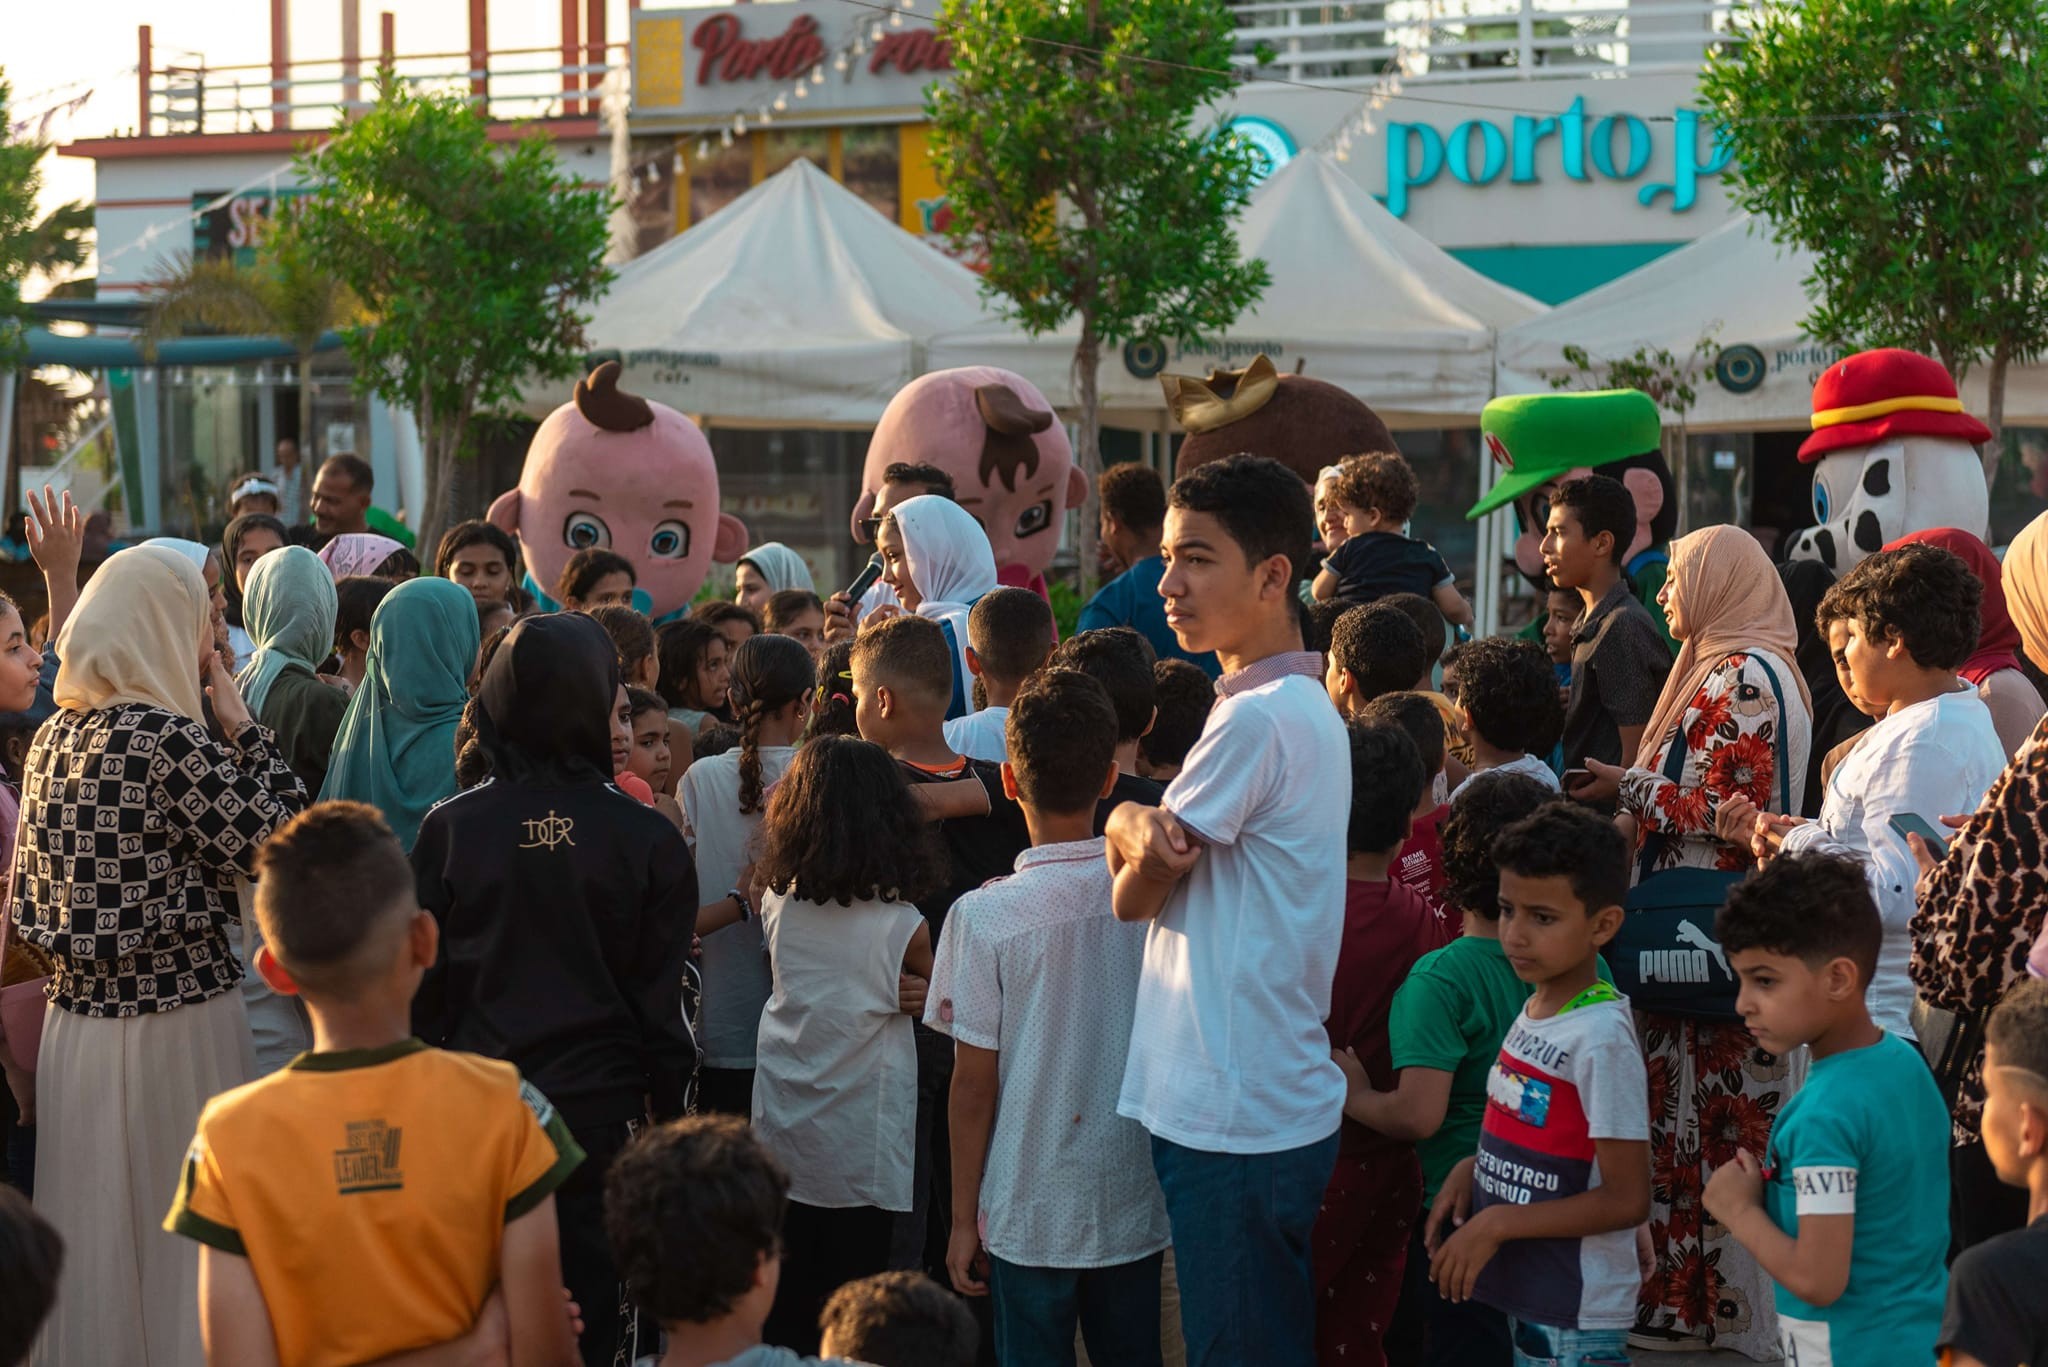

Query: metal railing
left=1230, top=0, right=1749, bottom=85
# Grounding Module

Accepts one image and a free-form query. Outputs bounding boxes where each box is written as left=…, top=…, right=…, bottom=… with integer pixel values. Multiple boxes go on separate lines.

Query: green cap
left=366, top=505, right=417, bottom=549
left=1466, top=390, right=1663, bottom=519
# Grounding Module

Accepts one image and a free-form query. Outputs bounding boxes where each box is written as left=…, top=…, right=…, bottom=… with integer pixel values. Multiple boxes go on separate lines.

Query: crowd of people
left=0, top=437, right=2045, bottom=1367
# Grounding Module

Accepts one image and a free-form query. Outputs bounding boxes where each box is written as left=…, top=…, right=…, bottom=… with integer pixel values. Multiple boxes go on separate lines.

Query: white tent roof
left=926, top=150, right=1545, bottom=426
left=560, top=158, right=1001, bottom=426
left=1496, top=213, right=2048, bottom=428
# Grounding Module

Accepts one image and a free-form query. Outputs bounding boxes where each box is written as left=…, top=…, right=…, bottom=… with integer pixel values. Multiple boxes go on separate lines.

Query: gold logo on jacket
left=519, top=812, right=576, bottom=850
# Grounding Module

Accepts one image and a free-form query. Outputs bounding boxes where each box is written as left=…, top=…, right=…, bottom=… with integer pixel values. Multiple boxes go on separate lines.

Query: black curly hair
left=1049, top=627, right=1156, bottom=743
left=1491, top=801, right=1629, bottom=916
left=1140, top=659, right=1215, bottom=773
left=1456, top=636, right=1565, bottom=757
left=1440, top=772, right=1554, bottom=921
left=1330, top=604, right=1428, bottom=703
left=758, top=736, right=944, bottom=907
left=1331, top=450, right=1419, bottom=525
left=1347, top=720, right=1425, bottom=855
left=1816, top=541, right=1982, bottom=671
left=1717, top=849, right=1879, bottom=981
left=1006, top=669, right=1118, bottom=814
left=603, top=1115, right=788, bottom=1326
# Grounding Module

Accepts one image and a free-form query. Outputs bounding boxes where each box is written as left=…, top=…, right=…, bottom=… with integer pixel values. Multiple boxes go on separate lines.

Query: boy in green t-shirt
left=1704, top=851, right=1949, bottom=1366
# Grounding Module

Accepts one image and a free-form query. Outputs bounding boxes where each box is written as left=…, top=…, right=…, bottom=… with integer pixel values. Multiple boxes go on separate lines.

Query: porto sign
left=1383, top=96, right=1731, bottom=217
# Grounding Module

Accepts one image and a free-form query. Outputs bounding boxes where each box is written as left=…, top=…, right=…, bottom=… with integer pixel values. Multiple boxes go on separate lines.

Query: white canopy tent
left=550, top=158, right=1002, bottom=426
left=1495, top=213, right=2048, bottom=428
left=926, top=149, right=1546, bottom=428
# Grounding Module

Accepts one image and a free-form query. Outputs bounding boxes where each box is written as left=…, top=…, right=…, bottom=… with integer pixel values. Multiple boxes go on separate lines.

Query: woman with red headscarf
left=1886, top=528, right=2045, bottom=755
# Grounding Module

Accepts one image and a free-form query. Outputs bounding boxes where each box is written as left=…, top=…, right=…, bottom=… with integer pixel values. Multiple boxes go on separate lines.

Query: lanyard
left=1558, top=980, right=1621, bottom=1014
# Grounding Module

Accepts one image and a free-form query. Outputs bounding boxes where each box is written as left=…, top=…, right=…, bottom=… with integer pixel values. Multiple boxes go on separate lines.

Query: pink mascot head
left=853, top=367, right=1086, bottom=592
left=490, top=361, right=747, bottom=621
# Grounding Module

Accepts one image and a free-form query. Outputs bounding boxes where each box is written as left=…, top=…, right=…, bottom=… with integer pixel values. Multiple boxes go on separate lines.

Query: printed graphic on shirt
left=518, top=811, right=575, bottom=850
left=334, top=1119, right=405, bottom=1196
left=1471, top=1022, right=1596, bottom=1317
left=1790, top=1165, right=1857, bottom=1215
left=1780, top=1312, right=1835, bottom=1367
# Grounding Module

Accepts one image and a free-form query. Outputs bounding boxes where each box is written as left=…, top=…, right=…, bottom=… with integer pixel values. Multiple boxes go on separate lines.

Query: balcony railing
left=1230, top=0, right=1749, bottom=86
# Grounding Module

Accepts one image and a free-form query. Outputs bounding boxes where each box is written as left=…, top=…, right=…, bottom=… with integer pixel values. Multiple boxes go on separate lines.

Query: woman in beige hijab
left=1584, top=525, right=1814, bottom=1356
left=11, top=545, right=306, bottom=1367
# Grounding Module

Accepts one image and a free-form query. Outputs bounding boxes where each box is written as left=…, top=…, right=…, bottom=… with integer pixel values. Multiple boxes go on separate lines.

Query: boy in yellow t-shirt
left=165, top=802, right=583, bottom=1367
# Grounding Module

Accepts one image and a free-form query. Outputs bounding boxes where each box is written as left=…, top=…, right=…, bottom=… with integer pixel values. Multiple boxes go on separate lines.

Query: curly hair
left=1049, top=627, right=1156, bottom=743
left=1099, top=462, right=1167, bottom=533
left=1456, top=636, right=1565, bottom=757
left=1007, top=669, right=1118, bottom=814
left=1330, top=604, right=1428, bottom=703
left=1717, top=849, right=1879, bottom=980
left=728, top=633, right=816, bottom=814
left=1141, top=659, right=1215, bottom=772
left=757, top=736, right=943, bottom=907
left=1988, top=978, right=2048, bottom=1082
left=1348, top=720, right=1425, bottom=855
left=808, top=639, right=859, bottom=740
left=1303, top=598, right=1348, bottom=656
left=1169, top=455, right=1315, bottom=587
left=1381, top=592, right=1447, bottom=673
left=1359, top=690, right=1445, bottom=777
left=1492, top=801, right=1629, bottom=915
left=1332, top=450, right=1419, bottom=526
left=1816, top=542, right=1982, bottom=671
left=603, top=1116, right=788, bottom=1327
left=819, top=1271, right=977, bottom=1367
left=1440, top=773, right=1554, bottom=921
left=433, top=519, right=519, bottom=581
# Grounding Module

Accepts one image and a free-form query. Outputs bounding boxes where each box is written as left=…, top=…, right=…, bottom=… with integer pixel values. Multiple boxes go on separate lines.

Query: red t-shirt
left=1326, top=876, right=1450, bottom=1161
left=1392, top=803, right=1451, bottom=936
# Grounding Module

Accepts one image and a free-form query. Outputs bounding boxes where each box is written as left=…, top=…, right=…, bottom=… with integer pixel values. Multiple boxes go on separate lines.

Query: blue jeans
left=1150, top=1131, right=1339, bottom=1367
left=987, top=1251, right=1164, bottom=1367
left=1509, top=1319, right=1628, bottom=1367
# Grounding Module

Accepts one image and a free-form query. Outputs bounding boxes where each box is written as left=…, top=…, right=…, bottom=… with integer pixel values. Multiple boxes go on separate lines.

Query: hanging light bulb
left=735, top=114, right=748, bottom=134
left=812, top=66, right=826, bottom=84
left=794, top=83, right=809, bottom=99
left=721, top=128, right=734, bottom=148
left=774, top=95, right=788, bottom=111
left=890, top=8, right=905, bottom=26
left=697, top=139, right=711, bottom=159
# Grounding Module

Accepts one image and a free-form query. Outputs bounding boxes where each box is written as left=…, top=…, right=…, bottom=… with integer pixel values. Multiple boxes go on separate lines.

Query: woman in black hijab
left=1777, top=558, right=1872, bottom=816
left=411, top=612, right=697, bottom=1367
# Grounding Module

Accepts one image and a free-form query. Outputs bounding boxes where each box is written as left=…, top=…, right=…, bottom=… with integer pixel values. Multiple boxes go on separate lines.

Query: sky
left=7, top=0, right=655, bottom=243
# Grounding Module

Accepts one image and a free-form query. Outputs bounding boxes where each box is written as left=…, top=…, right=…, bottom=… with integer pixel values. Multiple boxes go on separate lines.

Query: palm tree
left=143, top=214, right=363, bottom=465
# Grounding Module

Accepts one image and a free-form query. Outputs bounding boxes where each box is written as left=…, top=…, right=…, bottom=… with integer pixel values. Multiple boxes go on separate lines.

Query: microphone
left=841, top=553, right=885, bottom=605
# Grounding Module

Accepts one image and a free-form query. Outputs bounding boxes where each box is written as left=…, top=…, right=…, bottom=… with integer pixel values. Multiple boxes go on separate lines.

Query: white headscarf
left=738, top=542, right=815, bottom=595
left=143, top=537, right=216, bottom=576
left=889, top=495, right=999, bottom=714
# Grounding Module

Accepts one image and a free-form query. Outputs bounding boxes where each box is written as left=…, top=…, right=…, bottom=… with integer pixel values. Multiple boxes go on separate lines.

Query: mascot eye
left=564, top=513, right=611, bottom=551
left=649, top=520, right=691, bottom=560
left=1014, top=501, right=1054, bottom=538
left=1812, top=483, right=1832, bottom=524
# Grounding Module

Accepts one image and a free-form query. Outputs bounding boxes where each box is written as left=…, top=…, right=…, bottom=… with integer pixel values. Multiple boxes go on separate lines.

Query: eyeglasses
left=856, top=515, right=884, bottom=543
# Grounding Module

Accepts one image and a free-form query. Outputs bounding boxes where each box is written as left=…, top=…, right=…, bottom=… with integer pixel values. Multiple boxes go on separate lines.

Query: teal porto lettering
left=1382, top=96, right=1730, bottom=217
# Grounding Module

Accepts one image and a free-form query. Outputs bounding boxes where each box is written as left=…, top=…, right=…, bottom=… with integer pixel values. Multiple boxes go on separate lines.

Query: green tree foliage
left=1699, top=0, right=2048, bottom=465
left=292, top=76, right=612, bottom=551
left=0, top=81, right=93, bottom=365
left=926, top=0, right=1269, bottom=573
left=144, top=215, right=362, bottom=470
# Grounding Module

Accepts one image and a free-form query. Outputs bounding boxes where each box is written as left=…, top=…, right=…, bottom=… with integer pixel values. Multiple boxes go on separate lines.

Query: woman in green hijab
left=238, top=545, right=349, bottom=794
left=319, top=576, right=481, bottom=849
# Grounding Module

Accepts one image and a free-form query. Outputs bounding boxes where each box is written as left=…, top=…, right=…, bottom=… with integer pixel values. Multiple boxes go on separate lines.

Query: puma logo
left=1675, top=920, right=1731, bottom=979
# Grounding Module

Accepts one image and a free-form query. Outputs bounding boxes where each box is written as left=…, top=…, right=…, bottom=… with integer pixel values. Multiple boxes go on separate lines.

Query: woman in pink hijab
left=316, top=533, right=416, bottom=582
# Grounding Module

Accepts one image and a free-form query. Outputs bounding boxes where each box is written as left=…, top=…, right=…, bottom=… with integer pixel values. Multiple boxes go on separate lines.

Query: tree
left=291, top=76, right=613, bottom=551
left=144, top=215, right=362, bottom=467
left=0, top=81, right=93, bottom=365
left=927, top=0, right=1270, bottom=578
left=1547, top=329, right=1722, bottom=523
left=1699, top=0, right=2048, bottom=475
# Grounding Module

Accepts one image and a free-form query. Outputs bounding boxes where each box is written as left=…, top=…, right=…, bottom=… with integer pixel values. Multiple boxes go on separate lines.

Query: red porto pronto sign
left=691, top=10, right=952, bottom=86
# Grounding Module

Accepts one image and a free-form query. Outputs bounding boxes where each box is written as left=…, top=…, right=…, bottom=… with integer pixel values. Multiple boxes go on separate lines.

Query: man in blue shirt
left=1079, top=464, right=1220, bottom=678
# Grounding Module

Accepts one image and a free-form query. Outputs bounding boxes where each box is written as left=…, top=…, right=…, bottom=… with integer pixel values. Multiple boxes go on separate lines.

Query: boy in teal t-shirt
left=1705, top=852, right=1949, bottom=1366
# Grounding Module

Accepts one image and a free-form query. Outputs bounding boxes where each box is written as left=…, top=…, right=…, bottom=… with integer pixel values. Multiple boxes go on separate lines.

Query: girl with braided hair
left=680, top=632, right=816, bottom=1118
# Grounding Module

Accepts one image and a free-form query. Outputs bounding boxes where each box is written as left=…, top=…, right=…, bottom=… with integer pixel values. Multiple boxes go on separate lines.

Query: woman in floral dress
left=1584, top=526, right=1813, bottom=1358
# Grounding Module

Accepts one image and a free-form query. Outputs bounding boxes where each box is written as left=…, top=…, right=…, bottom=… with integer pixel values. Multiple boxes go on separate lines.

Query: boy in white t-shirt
left=1102, top=454, right=1350, bottom=1365
left=928, top=668, right=1169, bottom=1362
left=1426, top=802, right=1650, bottom=1367
left=940, top=587, right=1053, bottom=763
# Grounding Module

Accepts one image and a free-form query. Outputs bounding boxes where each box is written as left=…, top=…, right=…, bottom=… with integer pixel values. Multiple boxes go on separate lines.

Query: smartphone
left=1888, top=812, right=1949, bottom=859
left=1561, top=768, right=1592, bottom=791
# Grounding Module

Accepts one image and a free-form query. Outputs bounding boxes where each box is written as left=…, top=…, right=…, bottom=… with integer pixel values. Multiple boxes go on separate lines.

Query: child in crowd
left=749, top=737, right=942, bottom=1353
left=1312, top=452, right=1475, bottom=629
left=1450, top=637, right=1565, bottom=797
left=696, top=600, right=762, bottom=656
left=696, top=724, right=741, bottom=760
left=927, top=669, right=1169, bottom=1364
left=809, top=640, right=859, bottom=741
left=1138, top=657, right=1215, bottom=783
left=557, top=547, right=637, bottom=611
left=658, top=618, right=732, bottom=745
left=1940, top=979, right=2048, bottom=1367
left=626, top=687, right=683, bottom=821
left=1313, top=719, right=1448, bottom=1367
left=587, top=603, right=660, bottom=691
left=0, top=1186, right=59, bottom=1366
left=1102, top=455, right=1349, bottom=1365
left=1540, top=581, right=1581, bottom=774
left=1427, top=802, right=1649, bottom=1367
left=1384, top=591, right=1469, bottom=790
left=169, top=802, right=582, bottom=1367
left=1326, top=602, right=1429, bottom=717
left=764, top=588, right=827, bottom=659
left=941, top=586, right=1055, bottom=763
left=681, top=634, right=815, bottom=1120
left=1362, top=691, right=1452, bottom=920
left=414, top=613, right=698, bottom=1367
left=1304, top=599, right=1349, bottom=658
left=1704, top=852, right=1949, bottom=1367
left=1545, top=476, right=1672, bottom=782
left=604, top=1114, right=865, bottom=1367
left=1351, top=773, right=1560, bottom=1365
left=819, top=1273, right=978, bottom=1367
left=1739, top=543, right=2006, bottom=1041
left=1047, top=625, right=1165, bottom=828
left=435, top=519, right=520, bottom=612
left=330, top=575, right=395, bottom=690
left=611, top=683, right=657, bottom=805
left=850, top=613, right=1032, bottom=1275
